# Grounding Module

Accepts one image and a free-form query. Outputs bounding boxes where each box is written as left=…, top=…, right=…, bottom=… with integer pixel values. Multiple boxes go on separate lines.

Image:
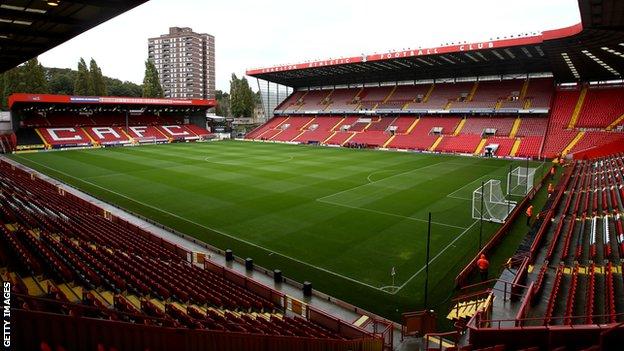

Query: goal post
left=507, top=166, right=537, bottom=196
left=472, top=180, right=517, bottom=223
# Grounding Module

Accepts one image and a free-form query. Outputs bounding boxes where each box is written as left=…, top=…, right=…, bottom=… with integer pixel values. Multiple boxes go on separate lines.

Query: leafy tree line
left=1, top=58, right=48, bottom=108
left=1, top=57, right=161, bottom=109
left=200, top=75, right=261, bottom=118
left=47, top=67, right=144, bottom=98
left=1, top=57, right=258, bottom=115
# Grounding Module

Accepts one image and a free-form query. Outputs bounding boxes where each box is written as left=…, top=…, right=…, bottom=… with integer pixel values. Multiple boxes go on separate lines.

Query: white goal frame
left=506, top=166, right=537, bottom=196
left=472, top=180, right=517, bottom=223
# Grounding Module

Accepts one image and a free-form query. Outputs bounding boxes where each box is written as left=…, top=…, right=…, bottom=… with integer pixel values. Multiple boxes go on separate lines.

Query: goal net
left=472, top=180, right=517, bottom=223
left=507, top=166, right=537, bottom=196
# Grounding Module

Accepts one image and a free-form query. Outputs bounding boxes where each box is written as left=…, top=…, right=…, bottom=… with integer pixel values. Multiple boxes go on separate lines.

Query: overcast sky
left=38, top=0, right=581, bottom=91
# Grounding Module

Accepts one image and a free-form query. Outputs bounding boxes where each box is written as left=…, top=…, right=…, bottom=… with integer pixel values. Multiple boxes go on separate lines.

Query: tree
left=74, top=58, right=90, bottom=95
left=0, top=70, right=16, bottom=109
left=89, top=58, right=107, bottom=95
left=142, top=60, right=163, bottom=98
left=48, top=66, right=141, bottom=97
left=1, top=58, right=49, bottom=105
left=47, top=68, right=76, bottom=95
left=1, top=67, right=20, bottom=108
left=1, top=59, right=143, bottom=107
left=229, top=74, right=255, bottom=117
left=106, top=78, right=142, bottom=97
left=215, top=89, right=231, bottom=117
left=20, top=58, right=48, bottom=93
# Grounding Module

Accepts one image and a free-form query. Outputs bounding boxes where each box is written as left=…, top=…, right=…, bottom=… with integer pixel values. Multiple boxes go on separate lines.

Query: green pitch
left=8, top=141, right=543, bottom=320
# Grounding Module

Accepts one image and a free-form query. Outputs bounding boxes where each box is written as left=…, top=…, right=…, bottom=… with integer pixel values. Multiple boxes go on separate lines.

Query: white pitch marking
left=317, top=160, right=451, bottom=202
left=366, top=169, right=400, bottom=183
left=391, top=219, right=480, bottom=293
left=317, top=198, right=468, bottom=230
left=10, top=155, right=389, bottom=293
left=10, top=152, right=488, bottom=296
left=203, top=154, right=294, bottom=165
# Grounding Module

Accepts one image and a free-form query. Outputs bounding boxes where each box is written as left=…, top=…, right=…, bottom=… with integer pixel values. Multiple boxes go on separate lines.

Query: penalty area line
left=317, top=199, right=468, bottom=230
left=390, top=219, right=479, bottom=294
left=317, top=160, right=449, bottom=203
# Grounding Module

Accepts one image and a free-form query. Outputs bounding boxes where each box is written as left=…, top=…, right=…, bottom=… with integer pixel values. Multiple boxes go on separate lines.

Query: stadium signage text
left=39, top=126, right=202, bottom=145
left=249, top=41, right=498, bottom=74
left=161, top=125, right=190, bottom=136
left=376, top=42, right=495, bottom=60
left=48, top=128, right=85, bottom=142
left=256, top=58, right=354, bottom=74
left=247, top=25, right=583, bottom=76
left=92, top=127, right=122, bottom=140
left=69, top=96, right=197, bottom=106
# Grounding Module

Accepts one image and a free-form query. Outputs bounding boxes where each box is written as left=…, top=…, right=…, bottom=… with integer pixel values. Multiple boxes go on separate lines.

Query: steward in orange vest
left=476, top=254, right=490, bottom=280
left=526, top=205, right=533, bottom=225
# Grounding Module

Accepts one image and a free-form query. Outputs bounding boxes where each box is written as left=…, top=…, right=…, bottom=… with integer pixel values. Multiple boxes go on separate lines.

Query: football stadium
left=1, top=0, right=624, bottom=350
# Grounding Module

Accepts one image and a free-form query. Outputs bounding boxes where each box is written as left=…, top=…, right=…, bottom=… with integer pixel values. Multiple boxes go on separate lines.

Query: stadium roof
left=8, top=93, right=216, bottom=112
left=247, top=0, right=624, bottom=87
left=0, top=0, right=148, bottom=73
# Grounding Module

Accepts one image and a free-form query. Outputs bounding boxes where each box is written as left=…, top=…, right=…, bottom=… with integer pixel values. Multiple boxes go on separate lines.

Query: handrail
left=423, top=331, right=459, bottom=351
left=514, top=282, right=535, bottom=325
left=456, top=278, right=501, bottom=293
left=452, top=288, right=492, bottom=303
left=527, top=165, right=574, bottom=264
left=474, top=312, right=624, bottom=330
left=510, top=256, right=530, bottom=290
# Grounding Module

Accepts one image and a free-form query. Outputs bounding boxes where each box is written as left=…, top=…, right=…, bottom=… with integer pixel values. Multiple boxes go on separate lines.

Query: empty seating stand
left=460, top=117, right=515, bottom=136
left=247, top=81, right=623, bottom=159
left=17, top=112, right=212, bottom=150
left=292, top=116, right=342, bottom=143
left=387, top=116, right=460, bottom=151
left=510, top=153, right=624, bottom=329
left=276, top=78, right=553, bottom=113
left=436, top=135, right=482, bottom=154
left=269, top=117, right=315, bottom=142
left=542, top=89, right=582, bottom=158
left=0, top=160, right=376, bottom=350
left=576, top=86, right=624, bottom=128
